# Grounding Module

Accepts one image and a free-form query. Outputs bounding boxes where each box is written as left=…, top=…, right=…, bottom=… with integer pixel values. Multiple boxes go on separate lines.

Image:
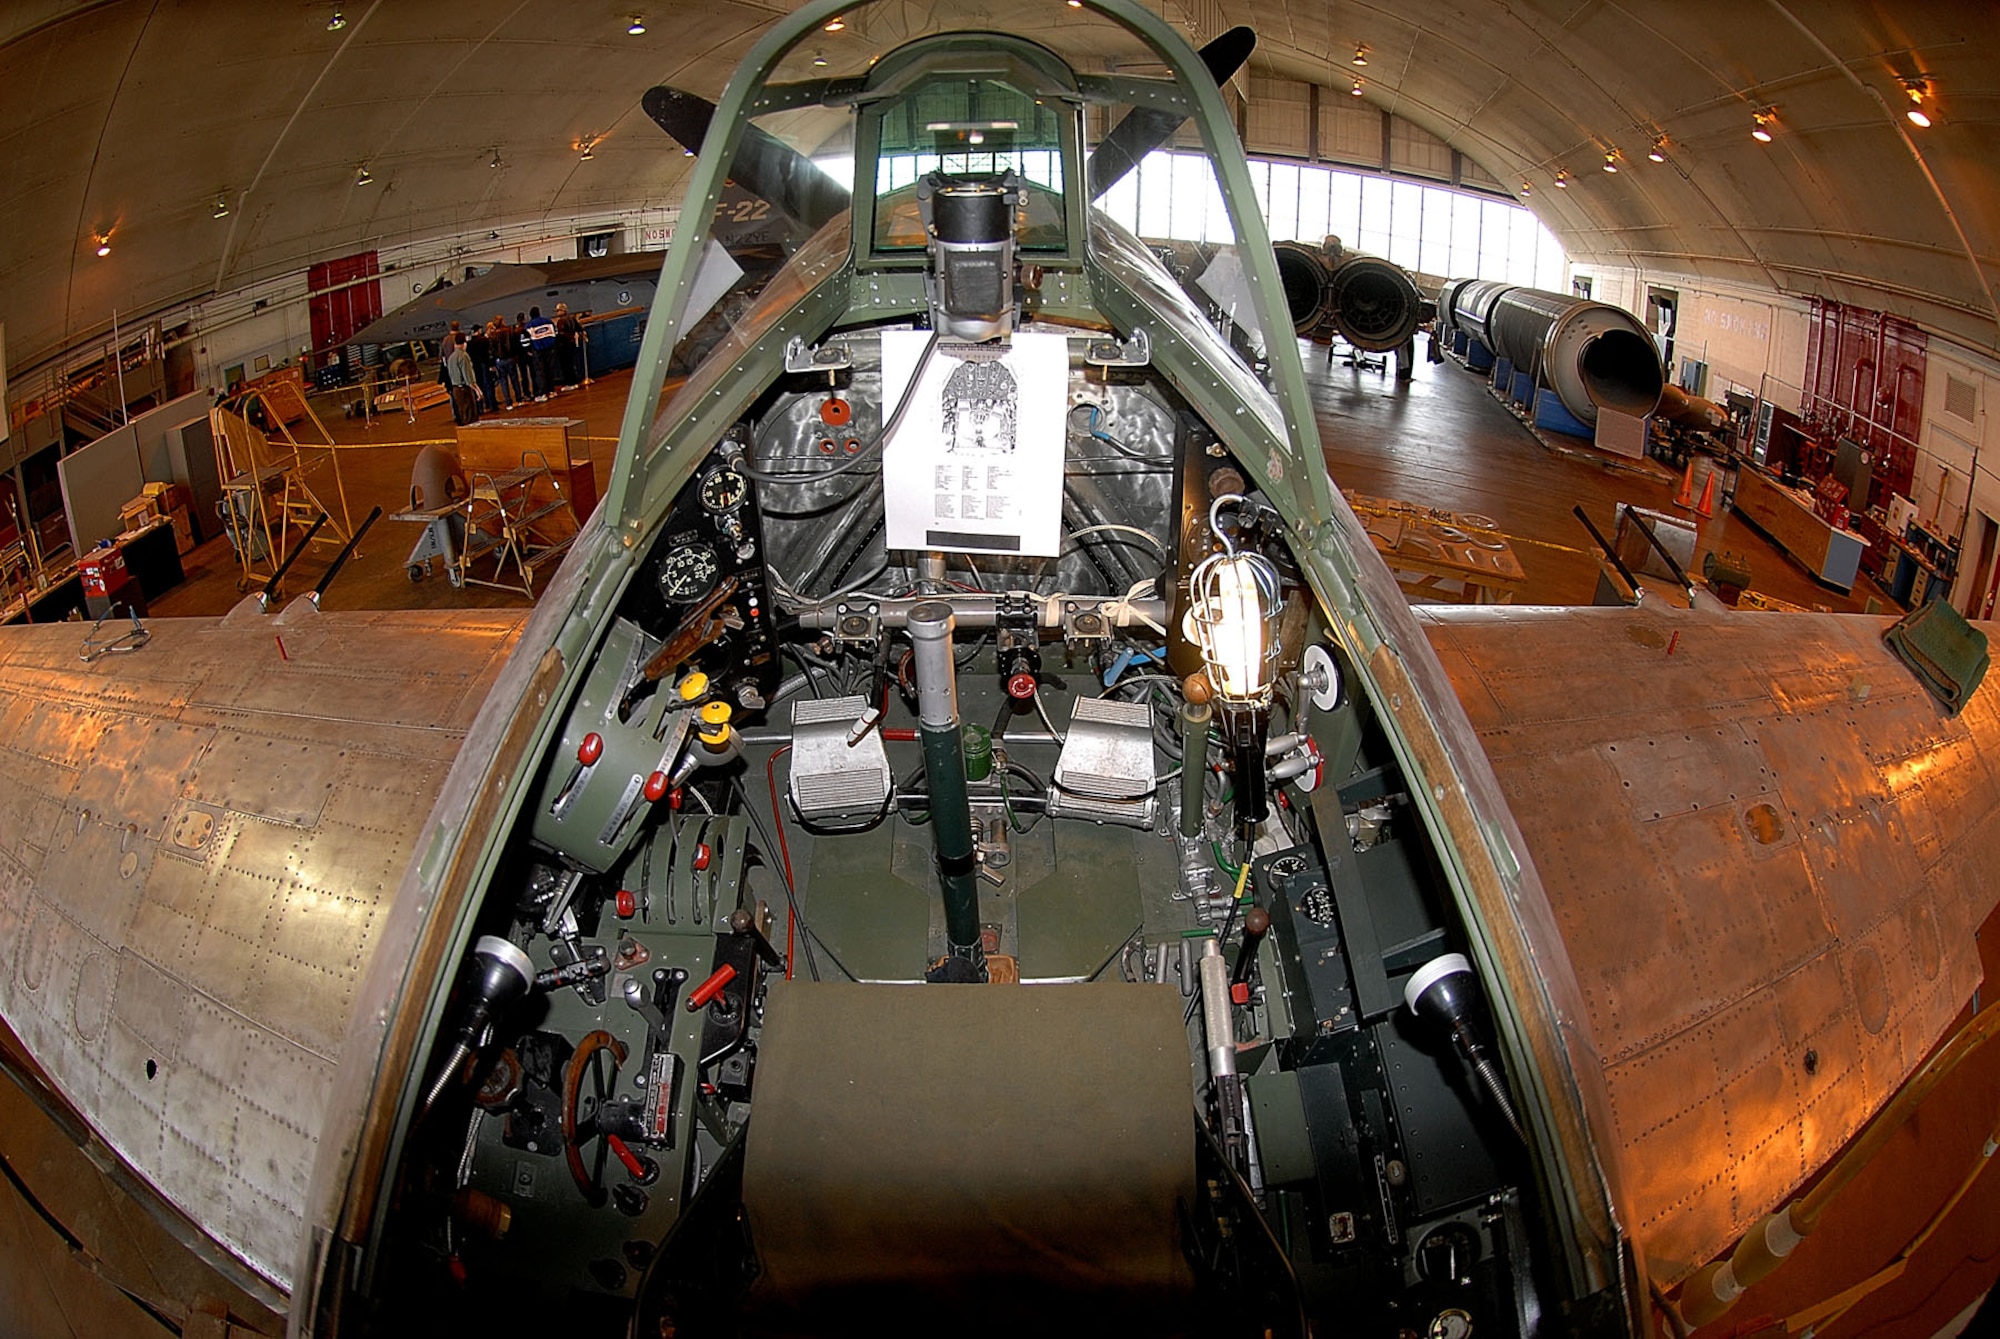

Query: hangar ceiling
left=3, top=0, right=1995, bottom=380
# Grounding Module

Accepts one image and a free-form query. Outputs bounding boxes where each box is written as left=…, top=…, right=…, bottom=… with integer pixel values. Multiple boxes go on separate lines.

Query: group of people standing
left=439, top=303, right=587, bottom=425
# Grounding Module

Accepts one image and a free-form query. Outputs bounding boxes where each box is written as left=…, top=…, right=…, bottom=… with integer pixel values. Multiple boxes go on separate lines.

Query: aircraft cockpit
left=336, top=4, right=1626, bottom=1334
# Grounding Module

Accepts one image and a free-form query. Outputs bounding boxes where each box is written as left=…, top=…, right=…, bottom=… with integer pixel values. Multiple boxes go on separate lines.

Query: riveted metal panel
left=1420, top=603, right=2000, bottom=1287
left=0, top=608, right=525, bottom=1293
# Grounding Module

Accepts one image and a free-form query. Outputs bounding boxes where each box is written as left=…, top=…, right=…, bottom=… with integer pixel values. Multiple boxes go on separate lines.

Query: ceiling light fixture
left=354, top=164, right=373, bottom=186
left=1648, top=135, right=1668, bottom=163
left=811, top=49, right=828, bottom=66
left=580, top=140, right=596, bottom=161
left=489, top=148, right=502, bottom=168
left=823, top=15, right=845, bottom=30
left=1751, top=108, right=1775, bottom=142
left=1602, top=150, right=1620, bottom=173
left=327, top=7, right=345, bottom=31
left=1067, top=0, right=1083, bottom=7
left=1553, top=169, right=1569, bottom=188
left=1350, top=78, right=1364, bottom=96
left=1903, top=79, right=1932, bottom=128
left=627, top=16, right=646, bottom=35
left=1351, top=45, right=1368, bottom=67
left=93, top=232, right=112, bottom=257
left=211, top=193, right=231, bottom=219
left=1519, top=181, right=1531, bottom=196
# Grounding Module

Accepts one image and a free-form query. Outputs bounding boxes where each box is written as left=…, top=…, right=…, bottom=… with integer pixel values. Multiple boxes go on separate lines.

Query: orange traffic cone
left=1695, top=469, right=1716, bottom=518
left=1675, top=459, right=1695, bottom=509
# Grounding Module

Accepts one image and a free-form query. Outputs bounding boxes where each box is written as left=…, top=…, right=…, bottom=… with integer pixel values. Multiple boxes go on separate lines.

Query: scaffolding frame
left=458, top=449, right=577, bottom=599
left=210, top=376, right=355, bottom=593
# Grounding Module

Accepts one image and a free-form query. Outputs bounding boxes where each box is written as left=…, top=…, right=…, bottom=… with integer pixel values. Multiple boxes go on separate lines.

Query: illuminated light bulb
left=1904, top=80, right=1931, bottom=128
left=354, top=165, right=373, bottom=185
left=94, top=235, right=111, bottom=257
left=1519, top=181, right=1532, bottom=196
left=812, top=49, right=828, bottom=66
left=1350, top=78, right=1364, bottom=96
left=1752, top=110, right=1775, bottom=142
left=1553, top=169, right=1569, bottom=188
left=823, top=15, right=845, bottom=30
left=327, top=7, right=345, bottom=31
left=211, top=194, right=231, bottom=219
left=1190, top=499, right=1281, bottom=707
left=1648, top=137, right=1667, bottom=163
left=1603, top=151, right=1619, bottom=173
left=627, top=16, right=645, bottom=35
left=1352, top=45, right=1368, bottom=67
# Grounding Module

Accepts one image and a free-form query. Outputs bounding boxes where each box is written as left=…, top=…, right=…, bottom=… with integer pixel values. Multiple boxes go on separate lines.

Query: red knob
left=577, top=732, right=604, bottom=765
left=686, top=963, right=737, bottom=1010
left=1006, top=671, right=1038, bottom=701
left=615, top=888, right=636, bottom=919
left=1229, top=981, right=1251, bottom=1006
left=692, top=843, right=712, bottom=871
left=669, top=786, right=685, bottom=811
left=644, top=770, right=668, bottom=802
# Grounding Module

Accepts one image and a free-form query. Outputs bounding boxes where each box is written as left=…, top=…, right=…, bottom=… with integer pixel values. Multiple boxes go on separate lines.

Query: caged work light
left=1188, top=494, right=1283, bottom=842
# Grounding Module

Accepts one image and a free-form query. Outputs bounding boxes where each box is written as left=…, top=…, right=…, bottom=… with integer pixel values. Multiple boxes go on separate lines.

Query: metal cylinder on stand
left=907, top=601, right=985, bottom=978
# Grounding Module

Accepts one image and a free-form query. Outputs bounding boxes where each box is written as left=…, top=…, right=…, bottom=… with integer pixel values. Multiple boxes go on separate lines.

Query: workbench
left=1730, top=466, right=1866, bottom=593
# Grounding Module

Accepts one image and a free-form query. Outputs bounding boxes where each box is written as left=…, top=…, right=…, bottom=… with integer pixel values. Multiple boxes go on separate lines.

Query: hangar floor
left=10, top=344, right=1997, bottom=1338
left=142, top=342, right=1893, bottom=619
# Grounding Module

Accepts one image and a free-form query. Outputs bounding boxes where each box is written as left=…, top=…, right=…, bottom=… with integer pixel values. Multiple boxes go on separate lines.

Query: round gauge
left=1269, top=853, right=1310, bottom=879
left=698, top=466, right=748, bottom=514
left=1298, top=882, right=1336, bottom=927
left=656, top=542, right=721, bottom=602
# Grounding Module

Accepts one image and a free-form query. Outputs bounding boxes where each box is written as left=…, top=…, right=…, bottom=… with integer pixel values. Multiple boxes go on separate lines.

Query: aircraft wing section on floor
left=0, top=608, right=526, bottom=1295
left=1417, top=603, right=2000, bottom=1287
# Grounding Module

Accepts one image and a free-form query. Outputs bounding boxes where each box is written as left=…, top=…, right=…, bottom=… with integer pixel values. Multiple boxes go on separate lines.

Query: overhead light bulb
left=626, top=15, right=645, bottom=35
left=1904, top=80, right=1931, bottom=128
left=327, top=7, right=345, bottom=31
left=682, top=147, right=695, bottom=157
left=823, top=15, right=845, bottom=30
left=1602, top=151, right=1619, bottom=173
left=354, top=164, right=373, bottom=186
left=1752, top=109, right=1775, bottom=142
left=1352, top=45, right=1368, bottom=67
left=94, top=234, right=112, bottom=257
left=1350, top=78, right=1364, bottom=96
left=211, top=193, right=230, bottom=218
left=1067, top=0, right=1082, bottom=7
left=580, top=140, right=596, bottom=161
left=1648, top=136, right=1668, bottom=163
left=1519, top=181, right=1532, bottom=196
left=1553, top=169, right=1569, bottom=188
left=811, top=49, right=828, bottom=66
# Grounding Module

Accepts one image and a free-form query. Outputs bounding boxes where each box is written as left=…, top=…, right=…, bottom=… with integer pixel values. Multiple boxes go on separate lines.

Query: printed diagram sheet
left=881, top=330, right=1066, bottom=556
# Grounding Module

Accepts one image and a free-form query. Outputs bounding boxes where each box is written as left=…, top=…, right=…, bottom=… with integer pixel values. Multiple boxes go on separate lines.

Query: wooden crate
left=456, top=418, right=587, bottom=540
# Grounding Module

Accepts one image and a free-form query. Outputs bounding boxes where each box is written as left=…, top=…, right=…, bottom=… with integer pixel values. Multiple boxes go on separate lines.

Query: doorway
left=1647, top=288, right=1679, bottom=368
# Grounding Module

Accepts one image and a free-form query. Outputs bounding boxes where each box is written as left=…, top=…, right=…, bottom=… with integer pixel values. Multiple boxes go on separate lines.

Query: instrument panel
left=625, top=450, right=781, bottom=714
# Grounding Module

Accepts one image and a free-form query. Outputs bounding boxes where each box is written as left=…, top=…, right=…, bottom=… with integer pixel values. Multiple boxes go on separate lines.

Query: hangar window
left=1095, top=150, right=1566, bottom=289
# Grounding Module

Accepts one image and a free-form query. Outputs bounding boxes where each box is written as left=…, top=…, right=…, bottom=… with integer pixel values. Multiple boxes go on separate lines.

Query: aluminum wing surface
left=1418, top=603, right=2000, bottom=1287
left=0, top=608, right=526, bottom=1294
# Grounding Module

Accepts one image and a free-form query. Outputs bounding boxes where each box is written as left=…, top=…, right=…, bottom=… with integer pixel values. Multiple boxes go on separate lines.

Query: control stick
left=1404, top=953, right=1525, bottom=1142
left=421, top=936, right=535, bottom=1118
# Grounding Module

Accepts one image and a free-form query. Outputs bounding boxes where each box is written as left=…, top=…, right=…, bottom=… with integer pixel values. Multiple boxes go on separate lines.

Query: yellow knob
left=677, top=671, right=710, bottom=701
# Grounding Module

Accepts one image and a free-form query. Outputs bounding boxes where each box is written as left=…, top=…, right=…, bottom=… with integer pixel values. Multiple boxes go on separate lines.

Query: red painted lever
left=686, top=963, right=737, bottom=1011
left=577, top=732, right=604, bottom=765
left=606, top=1134, right=647, bottom=1182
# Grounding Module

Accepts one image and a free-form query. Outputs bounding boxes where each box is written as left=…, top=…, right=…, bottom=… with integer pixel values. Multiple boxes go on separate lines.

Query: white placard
left=880, top=331, right=1067, bottom=556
